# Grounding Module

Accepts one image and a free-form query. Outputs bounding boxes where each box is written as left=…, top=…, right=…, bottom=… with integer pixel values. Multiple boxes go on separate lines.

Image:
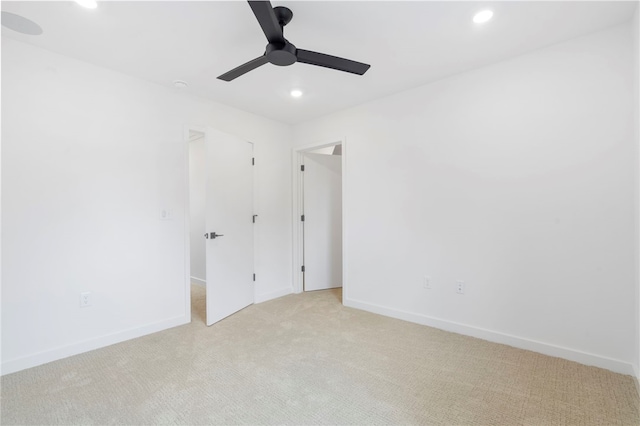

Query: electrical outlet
left=456, top=281, right=465, bottom=294
left=423, top=276, right=431, bottom=290
left=160, top=209, right=172, bottom=220
left=80, top=292, right=92, bottom=307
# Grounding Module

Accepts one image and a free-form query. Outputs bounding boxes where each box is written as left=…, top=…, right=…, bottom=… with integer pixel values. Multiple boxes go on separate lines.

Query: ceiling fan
left=218, top=1, right=371, bottom=81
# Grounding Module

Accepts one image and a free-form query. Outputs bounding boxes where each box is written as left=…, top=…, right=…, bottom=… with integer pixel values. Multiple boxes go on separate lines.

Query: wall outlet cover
left=423, top=276, right=431, bottom=289
left=80, top=292, right=92, bottom=307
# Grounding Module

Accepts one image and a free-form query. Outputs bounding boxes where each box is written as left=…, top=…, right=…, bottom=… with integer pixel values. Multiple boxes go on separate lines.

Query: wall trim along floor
left=344, top=297, right=634, bottom=376
left=1, top=314, right=189, bottom=376
left=191, top=277, right=206, bottom=286
left=255, top=287, right=293, bottom=304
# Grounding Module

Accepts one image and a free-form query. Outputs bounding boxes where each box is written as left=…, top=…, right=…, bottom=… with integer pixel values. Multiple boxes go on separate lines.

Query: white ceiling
left=2, top=1, right=637, bottom=124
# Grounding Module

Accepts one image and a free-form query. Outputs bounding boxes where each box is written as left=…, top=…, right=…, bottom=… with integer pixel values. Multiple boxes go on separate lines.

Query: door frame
left=183, top=124, right=259, bottom=324
left=291, top=138, right=347, bottom=298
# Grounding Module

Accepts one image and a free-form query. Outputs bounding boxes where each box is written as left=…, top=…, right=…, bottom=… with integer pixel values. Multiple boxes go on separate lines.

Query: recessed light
left=75, top=0, right=97, bottom=9
left=473, top=10, right=493, bottom=24
left=1, top=12, right=43, bottom=35
left=290, top=89, right=303, bottom=98
left=173, top=80, right=188, bottom=89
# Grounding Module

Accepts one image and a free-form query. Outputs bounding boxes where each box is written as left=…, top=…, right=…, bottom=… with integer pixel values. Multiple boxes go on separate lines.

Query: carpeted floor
left=1, top=284, right=639, bottom=425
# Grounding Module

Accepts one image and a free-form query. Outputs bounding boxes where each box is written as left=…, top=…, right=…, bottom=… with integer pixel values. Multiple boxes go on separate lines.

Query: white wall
left=1, top=38, right=293, bottom=374
left=293, top=24, right=636, bottom=374
left=188, top=137, right=206, bottom=283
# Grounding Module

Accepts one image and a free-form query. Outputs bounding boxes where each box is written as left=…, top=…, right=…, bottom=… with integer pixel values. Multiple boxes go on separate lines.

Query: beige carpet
left=2, top=285, right=639, bottom=425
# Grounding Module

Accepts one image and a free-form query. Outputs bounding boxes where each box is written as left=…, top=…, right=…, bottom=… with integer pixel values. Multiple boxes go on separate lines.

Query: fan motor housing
left=266, top=41, right=297, bottom=66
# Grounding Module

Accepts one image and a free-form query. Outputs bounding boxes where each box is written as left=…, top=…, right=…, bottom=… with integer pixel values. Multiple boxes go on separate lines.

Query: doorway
left=293, top=141, right=345, bottom=296
left=188, top=130, right=207, bottom=324
left=185, top=126, right=256, bottom=326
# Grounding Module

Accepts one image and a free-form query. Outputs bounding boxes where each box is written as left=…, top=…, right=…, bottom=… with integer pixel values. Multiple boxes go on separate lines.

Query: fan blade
left=217, top=55, right=268, bottom=81
left=248, top=1, right=284, bottom=44
left=296, top=49, right=370, bottom=75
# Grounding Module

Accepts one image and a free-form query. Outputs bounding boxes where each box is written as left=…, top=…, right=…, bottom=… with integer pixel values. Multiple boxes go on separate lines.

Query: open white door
left=303, top=152, right=342, bottom=291
left=205, top=130, right=254, bottom=325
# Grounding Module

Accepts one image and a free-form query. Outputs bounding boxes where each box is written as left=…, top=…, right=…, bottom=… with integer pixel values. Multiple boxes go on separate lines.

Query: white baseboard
left=1, top=314, right=189, bottom=376
left=255, top=287, right=293, bottom=304
left=190, top=276, right=206, bottom=286
left=344, top=297, right=634, bottom=376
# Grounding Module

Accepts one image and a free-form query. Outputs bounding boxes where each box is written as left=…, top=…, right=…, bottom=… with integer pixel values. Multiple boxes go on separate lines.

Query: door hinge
left=252, top=157, right=255, bottom=166
left=301, top=265, right=305, bottom=272
left=301, top=214, right=305, bottom=222
left=253, top=273, right=256, bottom=282
left=301, top=164, right=305, bottom=172
left=252, top=214, right=258, bottom=223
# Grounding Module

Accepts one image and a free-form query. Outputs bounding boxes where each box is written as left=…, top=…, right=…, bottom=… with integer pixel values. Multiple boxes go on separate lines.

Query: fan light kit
left=290, top=89, right=303, bottom=98
left=218, top=1, right=371, bottom=81
left=473, top=10, right=494, bottom=24
left=75, top=0, right=97, bottom=9
left=173, top=80, right=189, bottom=89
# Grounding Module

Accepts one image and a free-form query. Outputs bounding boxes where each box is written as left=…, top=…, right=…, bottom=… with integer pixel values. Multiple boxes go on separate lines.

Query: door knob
left=204, top=232, right=224, bottom=239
